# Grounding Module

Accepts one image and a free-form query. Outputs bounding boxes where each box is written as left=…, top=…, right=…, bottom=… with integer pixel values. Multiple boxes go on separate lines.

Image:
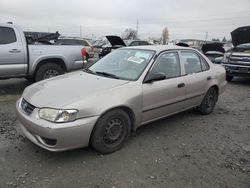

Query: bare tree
left=162, top=27, right=169, bottom=45
left=222, top=37, right=227, bottom=43
left=123, top=28, right=138, bottom=40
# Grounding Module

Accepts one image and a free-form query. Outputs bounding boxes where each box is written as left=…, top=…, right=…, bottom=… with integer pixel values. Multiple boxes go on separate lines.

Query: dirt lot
left=0, top=77, right=249, bottom=188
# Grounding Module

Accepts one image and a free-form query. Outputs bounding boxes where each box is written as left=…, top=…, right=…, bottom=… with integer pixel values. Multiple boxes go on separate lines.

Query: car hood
left=106, top=35, right=126, bottom=47
left=231, top=26, right=250, bottom=47
left=23, top=71, right=129, bottom=108
left=202, top=43, right=225, bottom=54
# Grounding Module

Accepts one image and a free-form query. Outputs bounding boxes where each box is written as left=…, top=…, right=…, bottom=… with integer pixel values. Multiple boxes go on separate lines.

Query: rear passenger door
left=180, top=51, right=211, bottom=108
left=142, top=51, right=186, bottom=123
left=0, top=26, right=26, bottom=77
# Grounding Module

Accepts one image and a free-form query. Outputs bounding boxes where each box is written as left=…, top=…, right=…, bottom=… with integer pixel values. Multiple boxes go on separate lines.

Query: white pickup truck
left=0, top=23, right=85, bottom=81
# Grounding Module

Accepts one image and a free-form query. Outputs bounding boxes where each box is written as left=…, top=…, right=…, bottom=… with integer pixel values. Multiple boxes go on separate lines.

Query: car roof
left=123, top=44, right=193, bottom=53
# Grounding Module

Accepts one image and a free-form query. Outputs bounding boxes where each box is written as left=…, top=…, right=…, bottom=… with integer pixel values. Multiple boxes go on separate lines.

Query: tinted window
left=59, top=39, right=78, bottom=45
left=129, top=41, right=139, bottom=46
left=181, top=51, right=209, bottom=74
left=0, top=27, right=17, bottom=44
left=151, top=52, right=181, bottom=79
left=139, top=41, right=149, bottom=45
left=82, top=40, right=89, bottom=46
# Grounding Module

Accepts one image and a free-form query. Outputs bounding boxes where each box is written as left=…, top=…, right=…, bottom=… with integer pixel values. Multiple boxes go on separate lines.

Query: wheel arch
left=209, top=85, right=219, bottom=101
left=33, top=58, right=67, bottom=77
left=92, top=106, right=136, bottom=134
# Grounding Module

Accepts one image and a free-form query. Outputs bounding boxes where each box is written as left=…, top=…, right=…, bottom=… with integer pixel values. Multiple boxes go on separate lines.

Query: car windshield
left=88, top=49, right=155, bottom=81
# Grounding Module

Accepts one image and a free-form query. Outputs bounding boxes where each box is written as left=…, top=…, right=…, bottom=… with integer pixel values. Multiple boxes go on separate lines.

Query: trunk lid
left=106, top=35, right=126, bottom=47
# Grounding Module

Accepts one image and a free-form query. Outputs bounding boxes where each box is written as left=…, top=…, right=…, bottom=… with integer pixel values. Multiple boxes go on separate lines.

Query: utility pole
left=205, top=32, right=208, bottom=41
left=80, top=25, right=82, bottom=38
left=136, top=20, right=139, bottom=38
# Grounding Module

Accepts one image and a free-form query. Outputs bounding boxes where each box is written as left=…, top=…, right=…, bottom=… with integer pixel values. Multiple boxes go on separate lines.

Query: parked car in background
left=222, top=26, right=250, bottom=81
left=54, top=37, right=94, bottom=60
left=124, top=40, right=151, bottom=46
left=99, top=35, right=151, bottom=58
left=202, top=42, right=225, bottom=64
left=16, top=45, right=226, bottom=154
left=0, top=23, right=86, bottom=81
left=178, top=39, right=206, bottom=51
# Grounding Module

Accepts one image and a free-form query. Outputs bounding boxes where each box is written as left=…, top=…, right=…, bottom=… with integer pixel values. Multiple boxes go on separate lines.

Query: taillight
left=81, top=48, right=87, bottom=60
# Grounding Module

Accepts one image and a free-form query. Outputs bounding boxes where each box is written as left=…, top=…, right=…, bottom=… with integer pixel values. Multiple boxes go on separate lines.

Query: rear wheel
left=198, top=87, right=218, bottom=115
left=91, top=109, right=131, bottom=154
left=35, top=63, right=64, bottom=82
left=226, top=75, right=233, bottom=82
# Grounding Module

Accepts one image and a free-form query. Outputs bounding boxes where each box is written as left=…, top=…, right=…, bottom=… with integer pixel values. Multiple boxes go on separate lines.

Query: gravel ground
left=0, top=77, right=249, bottom=188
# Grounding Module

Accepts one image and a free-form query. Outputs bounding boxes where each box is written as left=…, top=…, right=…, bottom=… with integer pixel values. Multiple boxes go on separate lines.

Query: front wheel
left=91, top=109, right=131, bottom=154
left=198, top=87, right=218, bottom=115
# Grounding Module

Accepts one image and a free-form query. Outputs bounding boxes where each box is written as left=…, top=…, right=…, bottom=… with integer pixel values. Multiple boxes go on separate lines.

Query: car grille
left=229, top=55, right=250, bottom=64
left=21, top=98, right=35, bottom=115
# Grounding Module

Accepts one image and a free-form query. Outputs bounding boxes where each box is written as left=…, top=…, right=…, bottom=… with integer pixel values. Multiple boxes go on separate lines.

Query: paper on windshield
left=127, top=56, right=144, bottom=64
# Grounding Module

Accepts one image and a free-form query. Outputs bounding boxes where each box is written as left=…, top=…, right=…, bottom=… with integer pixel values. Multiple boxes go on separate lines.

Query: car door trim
left=142, top=93, right=205, bottom=113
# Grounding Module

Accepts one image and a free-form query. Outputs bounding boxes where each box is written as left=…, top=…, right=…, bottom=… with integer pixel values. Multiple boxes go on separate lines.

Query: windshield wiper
left=95, top=71, right=119, bottom=79
left=83, top=68, right=96, bottom=75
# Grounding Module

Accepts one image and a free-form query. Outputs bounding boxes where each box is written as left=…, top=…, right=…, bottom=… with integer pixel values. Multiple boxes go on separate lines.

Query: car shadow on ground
left=229, top=77, right=250, bottom=86
left=20, top=109, right=197, bottom=161
left=0, top=78, right=32, bottom=96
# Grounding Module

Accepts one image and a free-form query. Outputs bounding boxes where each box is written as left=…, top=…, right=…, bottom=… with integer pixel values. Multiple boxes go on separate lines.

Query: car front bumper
left=223, top=63, right=250, bottom=77
left=16, top=99, right=99, bottom=152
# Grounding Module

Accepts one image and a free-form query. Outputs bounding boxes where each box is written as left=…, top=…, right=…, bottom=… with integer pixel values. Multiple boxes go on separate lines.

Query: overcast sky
left=0, top=0, right=250, bottom=40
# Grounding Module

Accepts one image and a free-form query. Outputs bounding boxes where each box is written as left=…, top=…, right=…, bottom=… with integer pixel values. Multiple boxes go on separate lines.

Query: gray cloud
left=0, top=0, right=250, bottom=40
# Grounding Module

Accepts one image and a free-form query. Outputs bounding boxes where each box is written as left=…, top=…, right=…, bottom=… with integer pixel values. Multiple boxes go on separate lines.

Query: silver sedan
left=16, top=45, right=227, bottom=154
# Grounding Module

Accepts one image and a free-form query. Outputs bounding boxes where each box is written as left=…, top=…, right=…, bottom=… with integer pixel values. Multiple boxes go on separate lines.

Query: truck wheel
left=226, top=75, right=233, bottom=82
left=198, top=87, right=218, bottom=115
left=35, top=63, right=64, bottom=82
left=91, top=109, right=131, bottom=154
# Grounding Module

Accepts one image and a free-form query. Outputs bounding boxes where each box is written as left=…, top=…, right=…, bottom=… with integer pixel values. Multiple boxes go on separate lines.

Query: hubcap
left=43, top=69, right=59, bottom=79
left=103, top=118, right=124, bottom=145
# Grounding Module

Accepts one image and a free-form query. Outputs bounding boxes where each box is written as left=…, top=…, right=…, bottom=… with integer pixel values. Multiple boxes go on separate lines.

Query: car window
left=181, top=51, right=208, bottom=74
left=129, top=41, right=139, bottom=46
left=139, top=41, right=149, bottom=45
left=89, top=49, right=155, bottom=81
left=82, top=40, right=90, bottom=46
left=60, top=39, right=78, bottom=45
left=151, top=52, right=181, bottom=79
left=200, top=58, right=209, bottom=71
left=0, top=27, right=17, bottom=44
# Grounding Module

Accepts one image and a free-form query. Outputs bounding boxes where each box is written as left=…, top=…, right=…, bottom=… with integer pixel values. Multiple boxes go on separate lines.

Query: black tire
left=198, top=87, right=218, bottom=115
left=35, top=63, right=64, bottom=82
left=226, top=75, right=233, bottom=82
left=25, top=76, right=34, bottom=83
left=91, top=109, right=131, bottom=154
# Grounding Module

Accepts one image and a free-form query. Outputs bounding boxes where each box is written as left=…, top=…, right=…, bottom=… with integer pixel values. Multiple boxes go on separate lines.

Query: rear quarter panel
left=28, top=45, right=83, bottom=75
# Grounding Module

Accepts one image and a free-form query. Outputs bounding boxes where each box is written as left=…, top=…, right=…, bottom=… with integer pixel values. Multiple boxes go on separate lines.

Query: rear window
left=0, top=27, right=17, bottom=44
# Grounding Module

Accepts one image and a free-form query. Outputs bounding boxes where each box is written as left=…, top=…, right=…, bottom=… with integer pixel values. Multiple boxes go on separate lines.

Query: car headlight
left=39, top=108, right=78, bottom=123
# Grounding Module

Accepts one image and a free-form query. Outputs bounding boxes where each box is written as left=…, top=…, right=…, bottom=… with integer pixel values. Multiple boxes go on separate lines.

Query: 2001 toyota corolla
left=16, top=45, right=227, bottom=154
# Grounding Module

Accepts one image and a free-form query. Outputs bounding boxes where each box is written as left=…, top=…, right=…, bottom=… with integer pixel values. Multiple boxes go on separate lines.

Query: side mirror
left=144, top=72, right=166, bottom=83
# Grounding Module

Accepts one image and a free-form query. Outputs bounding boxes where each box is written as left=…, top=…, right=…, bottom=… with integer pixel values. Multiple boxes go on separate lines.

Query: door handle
left=9, top=49, right=21, bottom=53
left=177, top=83, right=185, bottom=88
left=207, top=76, right=212, bottom=80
